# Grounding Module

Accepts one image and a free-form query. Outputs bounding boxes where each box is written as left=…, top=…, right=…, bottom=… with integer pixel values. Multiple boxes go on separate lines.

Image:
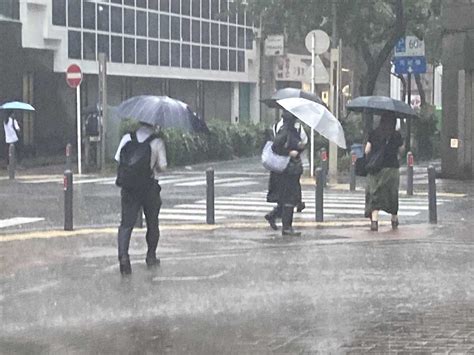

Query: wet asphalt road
left=1, top=158, right=473, bottom=353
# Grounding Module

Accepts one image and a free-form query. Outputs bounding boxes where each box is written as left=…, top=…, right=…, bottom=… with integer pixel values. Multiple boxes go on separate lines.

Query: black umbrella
left=261, top=88, right=325, bottom=108
left=346, top=96, right=418, bottom=119
left=115, top=95, right=208, bottom=133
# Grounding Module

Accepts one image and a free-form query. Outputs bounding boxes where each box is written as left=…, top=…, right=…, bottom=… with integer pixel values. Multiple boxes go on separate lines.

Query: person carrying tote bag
left=364, top=113, right=404, bottom=232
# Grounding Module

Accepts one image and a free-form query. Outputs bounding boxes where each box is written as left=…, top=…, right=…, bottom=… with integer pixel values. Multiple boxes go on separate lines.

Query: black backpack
left=116, top=132, right=157, bottom=190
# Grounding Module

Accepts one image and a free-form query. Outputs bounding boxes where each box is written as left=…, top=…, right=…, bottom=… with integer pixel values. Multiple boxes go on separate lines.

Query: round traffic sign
left=66, top=64, right=83, bottom=88
left=305, top=30, right=330, bottom=55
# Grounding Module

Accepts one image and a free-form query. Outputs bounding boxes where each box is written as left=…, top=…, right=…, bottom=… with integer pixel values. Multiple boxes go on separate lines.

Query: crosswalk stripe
left=175, top=177, right=252, bottom=187
left=0, top=217, right=45, bottom=229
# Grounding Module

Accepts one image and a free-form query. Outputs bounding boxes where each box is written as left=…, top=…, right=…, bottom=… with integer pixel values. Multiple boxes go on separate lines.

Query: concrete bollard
left=64, top=170, right=73, bottom=231
left=8, top=144, right=16, bottom=180
left=320, top=148, right=328, bottom=187
left=350, top=152, right=357, bottom=191
left=315, top=167, right=324, bottom=222
left=428, top=165, right=437, bottom=224
left=407, top=151, right=414, bottom=196
left=66, top=143, right=72, bottom=171
left=206, top=168, right=215, bottom=224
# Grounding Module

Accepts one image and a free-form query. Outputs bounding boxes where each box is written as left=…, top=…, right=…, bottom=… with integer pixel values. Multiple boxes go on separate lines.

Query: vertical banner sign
left=66, top=64, right=83, bottom=175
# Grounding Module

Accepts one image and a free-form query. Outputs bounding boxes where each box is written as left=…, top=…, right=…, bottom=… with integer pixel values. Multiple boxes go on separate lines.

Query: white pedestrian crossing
left=158, top=190, right=449, bottom=223
left=0, top=217, right=45, bottom=229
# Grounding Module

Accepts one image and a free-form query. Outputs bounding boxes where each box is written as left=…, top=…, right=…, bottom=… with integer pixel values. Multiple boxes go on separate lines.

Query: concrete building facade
left=441, top=0, right=474, bottom=179
left=0, top=0, right=260, bottom=158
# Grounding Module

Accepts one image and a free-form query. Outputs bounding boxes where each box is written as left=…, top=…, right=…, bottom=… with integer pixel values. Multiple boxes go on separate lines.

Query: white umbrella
left=277, top=97, right=347, bottom=149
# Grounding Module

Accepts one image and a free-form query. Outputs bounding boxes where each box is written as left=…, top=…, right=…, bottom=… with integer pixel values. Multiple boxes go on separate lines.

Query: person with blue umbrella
left=3, top=110, right=21, bottom=165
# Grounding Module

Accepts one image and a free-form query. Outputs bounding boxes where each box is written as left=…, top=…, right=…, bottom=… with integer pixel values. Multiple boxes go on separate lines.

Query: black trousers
left=117, top=181, right=162, bottom=260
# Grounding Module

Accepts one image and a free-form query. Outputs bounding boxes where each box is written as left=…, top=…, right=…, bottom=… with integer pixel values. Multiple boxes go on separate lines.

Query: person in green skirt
left=364, top=113, right=404, bottom=231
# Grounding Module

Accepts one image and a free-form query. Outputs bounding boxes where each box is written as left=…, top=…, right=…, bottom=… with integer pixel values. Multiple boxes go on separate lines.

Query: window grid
left=58, top=0, right=252, bottom=72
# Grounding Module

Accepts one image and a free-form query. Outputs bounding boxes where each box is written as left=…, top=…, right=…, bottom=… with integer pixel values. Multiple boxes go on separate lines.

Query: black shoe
left=391, top=219, right=399, bottom=230
left=296, top=202, right=306, bottom=213
left=264, top=214, right=278, bottom=230
left=145, top=255, right=160, bottom=268
left=370, top=221, right=378, bottom=232
left=282, top=227, right=301, bottom=237
left=119, top=257, right=132, bottom=275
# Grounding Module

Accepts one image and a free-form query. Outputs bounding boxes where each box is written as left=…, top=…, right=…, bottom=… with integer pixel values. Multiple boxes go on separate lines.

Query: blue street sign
left=393, top=56, right=427, bottom=75
left=395, top=37, right=406, bottom=55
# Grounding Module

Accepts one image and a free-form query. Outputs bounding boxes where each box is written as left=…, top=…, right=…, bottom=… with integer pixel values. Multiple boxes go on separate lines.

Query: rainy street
left=1, top=159, right=473, bottom=353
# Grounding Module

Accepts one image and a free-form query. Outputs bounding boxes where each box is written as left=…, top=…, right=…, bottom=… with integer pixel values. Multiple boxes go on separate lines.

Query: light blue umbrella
left=0, top=101, right=35, bottom=111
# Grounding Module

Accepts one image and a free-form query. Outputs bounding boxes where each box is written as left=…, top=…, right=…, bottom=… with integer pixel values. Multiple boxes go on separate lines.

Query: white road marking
left=152, top=270, right=228, bottom=281
left=175, top=177, right=252, bottom=187
left=0, top=217, right=45, bottom=229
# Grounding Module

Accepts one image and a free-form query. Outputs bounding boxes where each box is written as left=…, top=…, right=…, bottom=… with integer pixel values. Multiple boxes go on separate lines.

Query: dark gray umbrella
left=115, top=95, right=208, bottom=133
left=346, top=96, right=418, bottom=119
left=261, top=88, right=325, bottom=108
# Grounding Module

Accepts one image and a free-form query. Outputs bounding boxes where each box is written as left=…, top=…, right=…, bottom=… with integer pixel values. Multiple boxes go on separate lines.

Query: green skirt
left=365, top=168, right=400, bottom=217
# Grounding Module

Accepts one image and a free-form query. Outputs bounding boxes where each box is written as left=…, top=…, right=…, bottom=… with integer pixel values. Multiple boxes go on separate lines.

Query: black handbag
left=365, top=138, right=389, bottom=174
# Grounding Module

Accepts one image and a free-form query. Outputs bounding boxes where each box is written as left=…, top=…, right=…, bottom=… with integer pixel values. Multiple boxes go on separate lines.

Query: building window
left=160, top=0, right=170, bottom=12
left=111, top=6, right=123, bottom=33
left=192, top=45, right=200, bottom=69
left=220, top=24, right=227, bottom=46
left=201, top=0, right=209, bottom=19
left=210, top=0, right=218, bottom=20
left=160, top=15, right=170, bottom=39
left=68, top=31, right=81, bottom=59
left=160, top=42, right=170, bottom=66
left=211, top=47, right=219, bottom=70
left=192, top=20, right=200, bottom=43
left=238, top=11, right=244, bottom=25
left=137, top=11, right=147, bottom=36
left=191, top=0, right=200, bottom=17
left=182, top=44, right=190, bottom=68
left=68, top=0, right=81, bottom=28
left=111, top=0, right=123, bottom=4
left=137, top=39, right=147, bottom=64
left=52, top=0, right=66, bottom=26
left=219, top=0, right=227, bottom=20
left=181, top=0, right=190, bottom=15
left=136, top=0, right=147, bottom=8
left=201, top=46, right=210, bottom=69
left=201, top=21, right=210, bottom=44
left=237, top=50, right=245, bottom=72
left=148, top=12, right=158, bottom=38
left=83, top=32, right=96, bottom=60
left=111, top=36, right=123, bottom=63
left=171, top=16, right=180, bottom=40
left=229, top=49, right=236, bottom=71
left=148, top=0, right=159, bottom=10
left=124, top=0, right=134, bottom=6
left=83, top=1, right=96, bottom=30
left=97, top=5, right=109, bottom=32
left=220, top=48, right=227, bottom=71
left=229, top=25, right=236, bottom=47
left=171, top=43, right=180, bottom=67
left=182, top=18, right=190, bottom=42
left=237, top=27, right=244, bottom=48
left=245, top=29, right=253, bottom=49
left=124, top=8, right=135, bottom=35
left=149, top=40, right=159, bottom=65
left=211, top=23, right=218, bottom=45
left=124, top=37, right=135, bottom=63
left=171, top=0, right=180, bottom=14
left=98, top=34, right=110, bottom=58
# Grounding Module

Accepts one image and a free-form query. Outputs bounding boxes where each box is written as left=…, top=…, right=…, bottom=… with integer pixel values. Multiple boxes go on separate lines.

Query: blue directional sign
left=393, top=56, right=427, bottom=75
left=395, top=37, right=406, bottom=55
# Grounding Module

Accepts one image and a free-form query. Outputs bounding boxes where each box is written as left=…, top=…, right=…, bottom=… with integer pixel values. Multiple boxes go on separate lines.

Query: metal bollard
left=8, top=144, right=16, bottom=180
left=315, top=167, right=324, bottom=222
left=320, top=148, right=328, bottom=187
left=64, top=170, right=73, bottom=231
left=350, top=152, right=357, bottom=191
left=135, top=208, right=144, bottom=228
left=66, top=143, right=72, bottom=171
left=428, top=165, right=437, bottom=224
left=206, top=168, right=215, bottom=224
left=407, top=151, right=414, bottom=196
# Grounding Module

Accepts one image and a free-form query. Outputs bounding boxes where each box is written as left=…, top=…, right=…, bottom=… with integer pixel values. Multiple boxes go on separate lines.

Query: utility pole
left=328, top=0, right=340, bottom=185
left=98, top=53, right=107, bottom=172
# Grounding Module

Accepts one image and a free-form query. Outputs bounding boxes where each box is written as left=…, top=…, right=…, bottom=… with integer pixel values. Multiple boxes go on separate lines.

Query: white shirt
left=115, top=126, right=167, bottom=180
left=3, top=117, right=20, bottom=144
left=273, top=119, right=308, bottom=146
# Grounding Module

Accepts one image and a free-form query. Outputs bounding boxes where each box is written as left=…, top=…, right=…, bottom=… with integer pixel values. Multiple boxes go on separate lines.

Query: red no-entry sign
left=66, top=64, right=83, bottom=88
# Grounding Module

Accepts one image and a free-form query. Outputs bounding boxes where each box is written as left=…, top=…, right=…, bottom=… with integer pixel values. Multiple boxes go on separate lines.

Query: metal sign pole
left=310, top=33, right=316, bottom=177
left=76, top=85, right=82, bottom=175
left=98, top=53, right=108, bottom=172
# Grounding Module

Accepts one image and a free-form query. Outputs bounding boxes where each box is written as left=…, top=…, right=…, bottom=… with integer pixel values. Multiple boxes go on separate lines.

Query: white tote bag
left=261, top=141, right=290, bottom=173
